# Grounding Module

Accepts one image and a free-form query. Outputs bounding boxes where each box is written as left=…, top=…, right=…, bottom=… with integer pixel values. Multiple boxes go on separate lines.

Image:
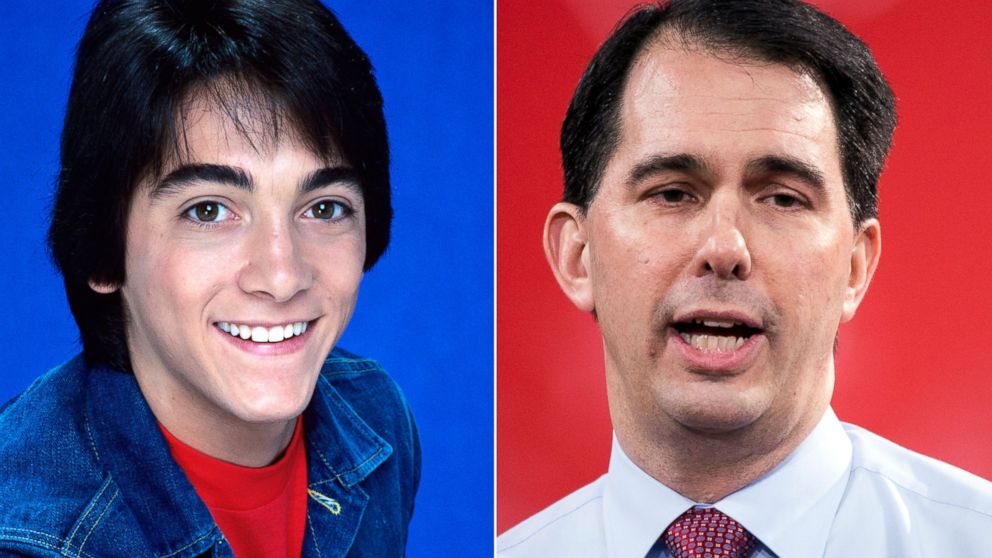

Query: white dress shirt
left=498, top=408, right=992, bottom=557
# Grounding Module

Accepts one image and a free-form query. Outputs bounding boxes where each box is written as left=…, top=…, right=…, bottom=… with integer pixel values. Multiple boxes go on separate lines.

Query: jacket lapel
left=84, top=365, right=222, bottom=557
left=301, top=374, right=393, bottom=558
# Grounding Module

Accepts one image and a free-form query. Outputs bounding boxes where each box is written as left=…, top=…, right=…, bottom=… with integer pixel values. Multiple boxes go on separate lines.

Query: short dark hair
left=561, top=0, right=896, bottom=225
left=48, top=0, right=392, bottom=372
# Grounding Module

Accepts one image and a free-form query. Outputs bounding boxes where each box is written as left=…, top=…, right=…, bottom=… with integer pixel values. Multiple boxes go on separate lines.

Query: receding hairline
left=599, top=27, right=844, bottom=196
left=634, top=26, right=833, bottom=102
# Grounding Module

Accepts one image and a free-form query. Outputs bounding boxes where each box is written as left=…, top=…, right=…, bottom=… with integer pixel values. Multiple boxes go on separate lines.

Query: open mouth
left=671, top=318, right=762, bottom=353
left=216, top=320, right=311, bottom=344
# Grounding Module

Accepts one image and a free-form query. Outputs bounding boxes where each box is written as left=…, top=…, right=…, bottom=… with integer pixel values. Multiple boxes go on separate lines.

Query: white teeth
left=251, top=326, right=268, bottom=342
left=217, top=321, right=309, bottom=343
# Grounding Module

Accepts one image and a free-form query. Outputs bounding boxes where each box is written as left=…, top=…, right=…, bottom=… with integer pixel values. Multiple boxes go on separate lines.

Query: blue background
left=0, top=1, right=493, bottom=555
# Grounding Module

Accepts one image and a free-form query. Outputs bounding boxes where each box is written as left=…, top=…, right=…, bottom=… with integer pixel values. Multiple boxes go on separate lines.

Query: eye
left=184, top=201, right=233, bottom=223
left=765, top=192, right=806, bottom=209
left=650, top=187, right=696, bottom=205
left=304, top=199, right=352, bottom=221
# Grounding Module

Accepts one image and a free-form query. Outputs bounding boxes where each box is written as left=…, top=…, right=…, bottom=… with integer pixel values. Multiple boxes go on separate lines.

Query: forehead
left=163, top=87, right=342, bottom=172
left=612, top=38, right=841, bottom=179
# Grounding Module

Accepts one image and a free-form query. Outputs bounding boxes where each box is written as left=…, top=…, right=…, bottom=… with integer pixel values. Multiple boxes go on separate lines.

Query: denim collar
left=83, top=363, right=392, bottom=557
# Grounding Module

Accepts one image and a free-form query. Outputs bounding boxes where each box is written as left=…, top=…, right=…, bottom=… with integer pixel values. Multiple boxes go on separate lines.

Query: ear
left=543, top=202, right=594, bottom=312
left=88, top=280, right=120, bottom=295
left=841, top=218, right=881, bottom=322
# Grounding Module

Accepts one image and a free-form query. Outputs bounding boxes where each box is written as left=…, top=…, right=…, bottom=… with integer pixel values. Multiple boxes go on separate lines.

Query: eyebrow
left=151, top=163, right=361, bottom=199
left=743, top=155, right=826, bottom=191
left=299, top=167, right=362, bottom=195
left=625, top=152, right=826, bottom=191
left=626, top=153, right=712, bottom=188
left=153, top=164, right=251, bottom=198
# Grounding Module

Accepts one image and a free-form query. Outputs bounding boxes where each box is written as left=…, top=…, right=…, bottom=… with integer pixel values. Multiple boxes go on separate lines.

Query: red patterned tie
left=663, top=507, right=757, bottom=558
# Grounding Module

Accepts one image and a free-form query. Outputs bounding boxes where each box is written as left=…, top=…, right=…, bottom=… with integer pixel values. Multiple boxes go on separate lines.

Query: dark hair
left=561, top=0, right=896, bottom=225
left=48, top=0, right=392, bottom=372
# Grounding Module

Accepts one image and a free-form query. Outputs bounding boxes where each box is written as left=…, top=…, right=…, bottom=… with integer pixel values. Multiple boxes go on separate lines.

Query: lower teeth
left=679, top=333, right=745, bottom=352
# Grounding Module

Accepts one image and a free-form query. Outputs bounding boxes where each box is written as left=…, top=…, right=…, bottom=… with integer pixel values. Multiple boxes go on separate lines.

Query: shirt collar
left=603, top=408, right=852, bottom=558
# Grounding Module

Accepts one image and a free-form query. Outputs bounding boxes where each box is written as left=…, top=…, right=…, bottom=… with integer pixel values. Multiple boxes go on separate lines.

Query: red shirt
left=159, top=418, right=308, bottom=558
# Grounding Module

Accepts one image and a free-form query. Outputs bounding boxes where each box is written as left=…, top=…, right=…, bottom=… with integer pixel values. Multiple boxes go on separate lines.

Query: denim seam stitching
left=321, top=366, right=378, bottom=376
left=82, top=405, right=102, bottom=463
left=0, top=528, right=63, bottom=547
left=322, top=357, right=377, bottom=369
left=157, top=527, right=217, bottom=558
left=310, top=377, right=376, bottom=485
left=76, top=488, right=119, bottom=557
left=321, top=376, right=389, bottom=482
left=0, top=534, right=60, bottom=553
left=306, top=513, right=323, bottom=558
left=64, top=476, right=112, bottom=550
left=0, top=528, right=95, bottom=558
left=309, top=432, right=386, bottom=488
left=328, top=375, right=392, bottom=440
left=335, top=445, right=387, bottom=482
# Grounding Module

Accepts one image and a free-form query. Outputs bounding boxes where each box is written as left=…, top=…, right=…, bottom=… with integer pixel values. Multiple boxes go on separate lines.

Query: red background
left=497, top=0, right=992, bottom=533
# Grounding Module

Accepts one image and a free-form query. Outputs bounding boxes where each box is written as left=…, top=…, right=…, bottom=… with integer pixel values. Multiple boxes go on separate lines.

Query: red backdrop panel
left=497, top=0, right=992, bottom=533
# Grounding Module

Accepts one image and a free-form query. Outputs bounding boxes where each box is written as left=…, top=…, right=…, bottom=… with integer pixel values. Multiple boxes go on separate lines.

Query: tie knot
left=663, top=507, right=756, bottom=558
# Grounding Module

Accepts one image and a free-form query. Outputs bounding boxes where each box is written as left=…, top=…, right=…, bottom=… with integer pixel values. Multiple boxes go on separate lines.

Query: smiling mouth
left=672, top=318, right=763, bottom=352
left=216, top=320, right=311, bottom=343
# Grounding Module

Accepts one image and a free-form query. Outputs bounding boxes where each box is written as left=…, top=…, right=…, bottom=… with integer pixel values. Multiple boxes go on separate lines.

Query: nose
left=238, top=218, right=313, bottom=302
left=691, top=204, right=752, bottom=280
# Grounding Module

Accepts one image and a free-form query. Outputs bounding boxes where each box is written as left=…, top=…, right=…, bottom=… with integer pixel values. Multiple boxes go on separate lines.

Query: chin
left=226, top=386, right=314, bottom=425
left=661, top=386, right=770, bottom=434
left=231, top=404, right=306, bottom=425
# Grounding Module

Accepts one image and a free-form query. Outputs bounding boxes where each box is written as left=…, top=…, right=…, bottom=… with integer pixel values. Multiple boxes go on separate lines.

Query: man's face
left=553, top=42, right=879, bottom=442
left=112, top=95, right=366, bottom=433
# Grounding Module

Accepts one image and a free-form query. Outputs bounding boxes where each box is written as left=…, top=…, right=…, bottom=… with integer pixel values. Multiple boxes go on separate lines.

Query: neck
left=160, top=413, right=298, bottom=467
left=132, top=368, right=298, bottom=467
left=615, top=404, right=825, bottom=502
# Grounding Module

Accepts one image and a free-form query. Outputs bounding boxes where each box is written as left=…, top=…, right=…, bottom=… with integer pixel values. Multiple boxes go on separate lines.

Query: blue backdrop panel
left=0, top=1, right=493, bottom=555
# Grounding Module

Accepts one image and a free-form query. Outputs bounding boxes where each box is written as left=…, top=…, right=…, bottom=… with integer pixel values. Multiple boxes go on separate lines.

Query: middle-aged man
left=498, top=0, right=992, bottom=556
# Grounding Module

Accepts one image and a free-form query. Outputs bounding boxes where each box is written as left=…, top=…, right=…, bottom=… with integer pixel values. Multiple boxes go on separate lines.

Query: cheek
left=759, top=228, right=851, bottom=323
left=307, top=237, right=365, bottom=300
left=592, top=210, right=689, bottom=275
left=124, top=229, right=231, bottom=319
left=588, top=214, right=692, bottom=338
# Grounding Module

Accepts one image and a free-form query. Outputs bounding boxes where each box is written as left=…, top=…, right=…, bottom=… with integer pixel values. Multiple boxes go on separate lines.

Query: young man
left=0, top=1, right=418, bottom=556
left=498, top=1, right=992, bottom=556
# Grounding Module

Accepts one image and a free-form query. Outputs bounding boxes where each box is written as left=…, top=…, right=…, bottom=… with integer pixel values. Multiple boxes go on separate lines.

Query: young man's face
left=548, top=42, right=879, bottom=446
left=111, top=95, right=366, bottom=436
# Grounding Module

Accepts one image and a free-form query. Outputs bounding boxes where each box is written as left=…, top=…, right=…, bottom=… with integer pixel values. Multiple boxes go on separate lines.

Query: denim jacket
left=0, top=348, right=420, bottom=557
